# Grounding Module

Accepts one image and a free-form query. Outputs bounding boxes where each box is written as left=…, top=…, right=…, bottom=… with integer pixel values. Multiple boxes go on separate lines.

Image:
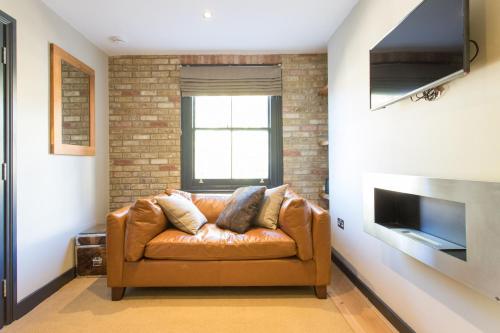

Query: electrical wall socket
left=337, top=218, right=345, bottom=230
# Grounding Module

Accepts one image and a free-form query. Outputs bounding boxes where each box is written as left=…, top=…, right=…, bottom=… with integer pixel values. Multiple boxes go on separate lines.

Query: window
left=181, top=95, right=283, bottom=192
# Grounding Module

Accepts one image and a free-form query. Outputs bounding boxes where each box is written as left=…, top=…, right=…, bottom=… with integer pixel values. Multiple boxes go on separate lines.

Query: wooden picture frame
left=50, top=43, right=95, bottom=155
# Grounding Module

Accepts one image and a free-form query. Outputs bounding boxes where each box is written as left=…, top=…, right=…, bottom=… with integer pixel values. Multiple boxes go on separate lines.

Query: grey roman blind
left=180, top=65, right=282, bottom=96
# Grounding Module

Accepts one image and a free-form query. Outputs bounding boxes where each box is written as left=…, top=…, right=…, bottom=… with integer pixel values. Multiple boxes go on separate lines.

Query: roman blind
left=180, top=65, right=282, bottom=96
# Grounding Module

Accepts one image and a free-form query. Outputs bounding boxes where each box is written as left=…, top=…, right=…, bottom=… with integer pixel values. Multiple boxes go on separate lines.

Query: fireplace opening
left=374, top=188, right=467, bottom=261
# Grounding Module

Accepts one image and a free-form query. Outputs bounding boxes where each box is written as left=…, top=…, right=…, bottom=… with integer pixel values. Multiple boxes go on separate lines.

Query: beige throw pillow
left=255, top=184, right=289, bottom=229
left=165, top=188, right=192, bottom=201
left=155, top=194, right=207, bottom=234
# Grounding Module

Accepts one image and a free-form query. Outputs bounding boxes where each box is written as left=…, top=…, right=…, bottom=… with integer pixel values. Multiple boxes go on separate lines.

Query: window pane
left=194, top=96, right=231, bottom=128
left=195, top=130, right=231, bottom=179
left=232, top=130, right=269, bottom=179
left=231, top=96, right=269, bottom=128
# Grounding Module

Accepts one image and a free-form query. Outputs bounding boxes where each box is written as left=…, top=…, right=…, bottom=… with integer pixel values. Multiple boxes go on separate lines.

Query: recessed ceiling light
left=203, top=10, right=213, bottom=19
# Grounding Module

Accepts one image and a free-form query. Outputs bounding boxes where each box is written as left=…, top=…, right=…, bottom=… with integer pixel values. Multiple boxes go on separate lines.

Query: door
left=0, top=21, right=5, bottom=328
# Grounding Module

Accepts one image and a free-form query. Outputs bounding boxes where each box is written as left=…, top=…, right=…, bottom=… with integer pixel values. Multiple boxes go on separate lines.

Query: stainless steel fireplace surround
left=363, top=173, right=500, bottom=303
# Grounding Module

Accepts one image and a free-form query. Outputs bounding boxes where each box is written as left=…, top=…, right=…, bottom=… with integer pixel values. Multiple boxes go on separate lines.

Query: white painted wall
left=328, top=0, right=500, bottom=332
left=0, top=0, right=109, bottom=301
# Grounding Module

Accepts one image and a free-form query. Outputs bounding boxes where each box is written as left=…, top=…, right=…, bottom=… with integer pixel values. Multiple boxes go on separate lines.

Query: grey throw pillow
left=215, top=186, right=266, bottom=234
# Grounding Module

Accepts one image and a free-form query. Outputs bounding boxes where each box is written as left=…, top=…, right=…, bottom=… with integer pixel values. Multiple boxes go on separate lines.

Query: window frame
left=181, top=95, right=283, bottom=193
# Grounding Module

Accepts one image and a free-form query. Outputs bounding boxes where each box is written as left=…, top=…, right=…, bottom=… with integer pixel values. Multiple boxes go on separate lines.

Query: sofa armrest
left=106, top=205, right=130, bottom=287
left=310, top=203, right=331, bottom=286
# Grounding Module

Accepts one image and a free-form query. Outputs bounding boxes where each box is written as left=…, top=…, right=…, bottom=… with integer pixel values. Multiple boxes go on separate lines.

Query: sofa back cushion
left=278, top=190, right=313, bottom=261
left=165, top=188, right=228, bottom=224
left=192, top=194, right=229, bottom=224
left=125, top=198, right=167, bottom=261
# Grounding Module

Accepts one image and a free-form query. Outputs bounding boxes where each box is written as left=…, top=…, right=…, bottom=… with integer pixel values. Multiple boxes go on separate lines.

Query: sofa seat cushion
left=144, top=223, right=297, bottom=261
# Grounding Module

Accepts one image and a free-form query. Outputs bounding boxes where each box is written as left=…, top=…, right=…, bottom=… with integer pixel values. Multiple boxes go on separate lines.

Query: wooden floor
left=329, top=263, right=398, bottom=333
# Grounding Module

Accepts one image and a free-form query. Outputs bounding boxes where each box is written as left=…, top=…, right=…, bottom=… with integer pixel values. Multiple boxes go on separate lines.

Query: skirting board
left=331, top=249, right=415, bottom=333
left=15, top=267, right=76, bottom=320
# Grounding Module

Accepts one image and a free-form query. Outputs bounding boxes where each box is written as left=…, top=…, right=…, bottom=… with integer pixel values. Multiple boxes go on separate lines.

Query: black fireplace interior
left=374, top=188, right=467, bottom=261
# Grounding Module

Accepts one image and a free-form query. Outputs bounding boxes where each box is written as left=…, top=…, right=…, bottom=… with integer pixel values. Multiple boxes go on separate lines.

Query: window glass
left=183, top=95, right=281, bottom=190
left=194, top=130, right=231, bottom=179
left=193, top=96, right=270, bottom=180
left=231, top=130, right=269, bottom=179
left=194, top=96, right=231, bottom=128
left=231, top=96, right=268, bottom=128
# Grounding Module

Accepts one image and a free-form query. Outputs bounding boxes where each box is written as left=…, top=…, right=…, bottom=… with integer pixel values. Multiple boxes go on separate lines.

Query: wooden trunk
left=76, top=246, right=107, bottom=276
left=75, top=226, right=107, bottom=276
left=77, top=234, right=105, bottom=245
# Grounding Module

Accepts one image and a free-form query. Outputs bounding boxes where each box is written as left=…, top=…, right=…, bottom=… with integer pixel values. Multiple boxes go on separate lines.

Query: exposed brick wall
left=281, top=54, right=328, bottom=205
left=108, top=56, right=181, bottom=209
left=109, top=54, right=328, bottom=210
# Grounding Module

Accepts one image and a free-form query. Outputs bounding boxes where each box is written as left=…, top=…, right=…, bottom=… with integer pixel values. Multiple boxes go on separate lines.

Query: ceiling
left=41, top=0, right=358, bottom=55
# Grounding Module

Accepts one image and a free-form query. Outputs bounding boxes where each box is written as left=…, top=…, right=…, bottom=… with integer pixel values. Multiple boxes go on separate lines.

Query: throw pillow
left=125, top=198, right=167, bottom=261
left=155, top=194, right=207, bottom=234
left=165, top=188, right=192, bottom=201
left=255, top=184, right=288, bottom=229
left=215, top=186, right=266, bottom=234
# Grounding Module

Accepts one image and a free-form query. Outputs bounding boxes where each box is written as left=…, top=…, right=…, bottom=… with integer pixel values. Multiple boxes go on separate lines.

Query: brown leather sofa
left=106, top=190, right=331, bottom=300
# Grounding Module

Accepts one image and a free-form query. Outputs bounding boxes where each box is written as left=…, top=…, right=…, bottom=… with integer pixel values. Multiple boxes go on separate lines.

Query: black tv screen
left=370, top=0, right=469, bottom=110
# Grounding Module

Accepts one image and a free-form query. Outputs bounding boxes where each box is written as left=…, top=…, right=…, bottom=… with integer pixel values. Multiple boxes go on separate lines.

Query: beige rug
left=5, top=278, right=354, bottom=333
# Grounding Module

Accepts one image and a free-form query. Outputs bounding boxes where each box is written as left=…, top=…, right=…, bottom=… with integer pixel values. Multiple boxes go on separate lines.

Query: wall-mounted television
left=370, top=0, right=470, bottom=111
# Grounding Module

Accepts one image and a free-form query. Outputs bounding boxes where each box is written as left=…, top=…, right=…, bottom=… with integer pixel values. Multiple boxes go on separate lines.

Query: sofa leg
left=314, top=285, right=327, bottom=299
left=111, top=287, right=126, bottom=301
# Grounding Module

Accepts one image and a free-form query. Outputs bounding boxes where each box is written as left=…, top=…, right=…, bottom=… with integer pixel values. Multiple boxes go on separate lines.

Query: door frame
left=0, top=10, right=16, bottom=326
